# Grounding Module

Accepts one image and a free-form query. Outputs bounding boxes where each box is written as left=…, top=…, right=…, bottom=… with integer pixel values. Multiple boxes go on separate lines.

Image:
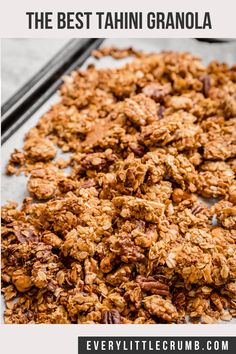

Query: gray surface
left=1, top=38, right=236, bottom=324
left=1, top=39, right=69, bottom=103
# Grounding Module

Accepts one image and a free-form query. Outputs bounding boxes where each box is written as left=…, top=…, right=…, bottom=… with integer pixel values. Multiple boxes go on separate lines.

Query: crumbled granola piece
left=123, top=94, right=158, bottom=126
left=201, top=118, right=236, bottom=161
left=143, top=295, right=178, bottom=322
left=140, top=111, right=202, bottom=151
left=6, top=149, right=25, bottom=175
left=24, top=138, right=56, bottom=162
left=213, top=200, right=236, bottom=229
left=116, top=155, right=148, bottom=192
left=165, top=154, right=199, bottom=192
left=27, top=166, right=63, bottom=200
left=12, top=269, right=32, bottom=293
left=165, top=95, right=193, bottom=111
left=61, top=229, right=96, bottom=261
left=113, top=196, right=165, bottom=223
left=142, top=83, right=171, bottom=102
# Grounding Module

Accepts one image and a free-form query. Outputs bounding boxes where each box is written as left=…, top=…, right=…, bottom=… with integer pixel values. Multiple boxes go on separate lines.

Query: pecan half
left=191, top=203, right=206, bottom=215
left=14, top=225, right=38, bottom=244
left=117, top=238, right=144, bottom=262
left=136, top=275, right=170, bottom=296
left=201, top=75, right=211, bottom=97
left=102, top=310, right=121, bottom=324
left=158, top=106, right=165, bottom=119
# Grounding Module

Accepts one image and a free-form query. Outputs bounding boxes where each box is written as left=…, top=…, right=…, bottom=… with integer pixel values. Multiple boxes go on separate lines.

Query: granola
left=1, top=47, right=236, bottom=324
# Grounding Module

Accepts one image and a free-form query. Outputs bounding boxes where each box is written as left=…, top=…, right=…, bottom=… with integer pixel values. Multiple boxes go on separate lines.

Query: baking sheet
left=1, top=38, right=236, bottom=323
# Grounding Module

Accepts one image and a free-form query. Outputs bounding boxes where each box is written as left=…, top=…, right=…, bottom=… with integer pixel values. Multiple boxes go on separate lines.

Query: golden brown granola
left=1, top=48, right=236, bottom=324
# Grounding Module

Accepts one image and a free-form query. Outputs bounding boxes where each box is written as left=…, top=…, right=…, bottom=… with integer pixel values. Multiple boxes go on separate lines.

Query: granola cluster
left=2, top=47, right=236, bottom=324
